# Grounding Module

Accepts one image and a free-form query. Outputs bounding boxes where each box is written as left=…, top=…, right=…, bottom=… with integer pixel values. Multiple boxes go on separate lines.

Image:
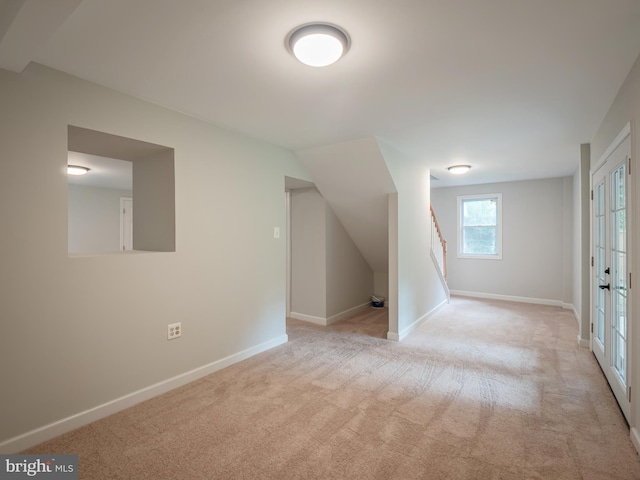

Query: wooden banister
left=430, top=204, right=447, bottom=280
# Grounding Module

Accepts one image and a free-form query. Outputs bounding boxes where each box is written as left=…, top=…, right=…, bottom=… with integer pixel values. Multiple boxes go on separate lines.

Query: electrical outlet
left=168, top=322, right=182, bottom=340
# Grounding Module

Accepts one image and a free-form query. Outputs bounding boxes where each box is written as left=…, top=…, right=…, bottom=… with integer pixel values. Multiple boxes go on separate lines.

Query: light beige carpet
left=24, top=297, right=640, bottom=479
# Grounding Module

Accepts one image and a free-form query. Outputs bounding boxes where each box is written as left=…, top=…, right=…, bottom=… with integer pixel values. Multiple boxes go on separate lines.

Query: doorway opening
left=67, top=125, right=175, bottom=255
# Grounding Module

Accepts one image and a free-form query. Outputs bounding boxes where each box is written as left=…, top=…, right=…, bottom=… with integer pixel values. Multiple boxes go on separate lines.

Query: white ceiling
left=67, top=152, right=132, bottom=191
left=2, top=0, right=640, bottom=187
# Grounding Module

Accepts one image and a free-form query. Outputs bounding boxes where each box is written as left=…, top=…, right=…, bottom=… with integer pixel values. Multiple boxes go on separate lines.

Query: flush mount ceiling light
left=448, top=165, right=471, bottom=175
left=287, top=23, right=350, bottom=67
left=67, top=165, right=90, bottom=176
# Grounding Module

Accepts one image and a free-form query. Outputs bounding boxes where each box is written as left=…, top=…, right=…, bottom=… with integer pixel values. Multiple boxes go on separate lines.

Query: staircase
left=430, top=204, right=450, bottom=299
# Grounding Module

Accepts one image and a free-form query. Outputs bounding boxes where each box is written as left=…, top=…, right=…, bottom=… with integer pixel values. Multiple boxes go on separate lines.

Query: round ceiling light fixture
left=287, top=23, right=350, bottom=67
left=447, top=165, right=471, bottom=175
left=67, top=165, right=90, bottom=176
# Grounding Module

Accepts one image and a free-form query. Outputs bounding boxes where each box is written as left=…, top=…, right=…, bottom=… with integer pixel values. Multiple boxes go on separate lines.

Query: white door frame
left=120, top=197, right=133, bottom=251
left=285, top=191, right=291, bottom=318
left=590, top=123, right=632, bottom=422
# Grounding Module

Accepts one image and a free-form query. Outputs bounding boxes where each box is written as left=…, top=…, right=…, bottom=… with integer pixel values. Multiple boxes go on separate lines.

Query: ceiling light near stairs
left=67, top=165, right=90, bottom=176
left=448, top=165, right=471, bottom=175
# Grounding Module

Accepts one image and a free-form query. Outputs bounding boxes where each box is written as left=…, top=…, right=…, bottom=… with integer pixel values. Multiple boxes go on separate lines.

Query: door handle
left=599, top=283, right=610, bottom=291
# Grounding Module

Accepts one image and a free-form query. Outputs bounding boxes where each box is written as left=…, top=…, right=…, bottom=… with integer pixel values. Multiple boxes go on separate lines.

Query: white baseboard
left=571, top=307, right=592, bottom=348
left=0, top=334, right=288, bottom=454
left=571, top=308, right=590, bottom=348
left=576, top=335, right=590, bottom=348
left=386, top=298, right=448, bottom=342
left=398, top=298, right=448, bottom=340
left=450, top=290, right=566, bottom=308
left=291, top=302, right=372, bottom=327
left=289, top=312, right=326, bottom=325
left=327, top=302, right=371, bottom=325
left=631, top=427, right=640, bottom=456
left=570, top=305, right=580, bottom=324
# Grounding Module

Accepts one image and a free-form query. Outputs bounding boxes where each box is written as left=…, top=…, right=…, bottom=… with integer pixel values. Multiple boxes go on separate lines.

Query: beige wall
left=133, top=150, right=175, bottom=252
left=68, top=184, right=132, bottom=254
left=431, top=177, right=573, bottom=305
left=562, top=176, right=574, bottom=304
left=573, top=146, right=591, bottom=345
left=378, top=140, right=447, bottom=339
left=373, top=272, right=389, bottom=302
left=290, top=188, right=327, bottom=319
left=325, top=197, right=374, bottom=318
left=294, top=138, right=395, bottom=276
left=0, top=63, right=311, bottom=448
left=289, top=187, right=373, bottom=323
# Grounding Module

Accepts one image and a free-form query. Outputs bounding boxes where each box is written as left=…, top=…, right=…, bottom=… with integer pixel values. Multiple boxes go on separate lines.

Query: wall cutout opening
left=68, top=126, right=175, bottom=255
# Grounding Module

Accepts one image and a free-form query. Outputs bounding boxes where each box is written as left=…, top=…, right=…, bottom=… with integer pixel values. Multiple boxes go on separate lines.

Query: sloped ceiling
left=2, top=0, right=640, bottom=187
left=296, top=138, right=396, bottom=273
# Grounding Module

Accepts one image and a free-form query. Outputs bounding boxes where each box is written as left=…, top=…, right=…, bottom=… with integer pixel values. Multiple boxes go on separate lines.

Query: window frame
left=457, top=193, right=503, bottom=260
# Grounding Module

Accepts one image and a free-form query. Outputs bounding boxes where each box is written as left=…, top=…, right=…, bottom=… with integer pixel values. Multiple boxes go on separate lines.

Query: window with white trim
left=457, top=193, right=502, bottom=259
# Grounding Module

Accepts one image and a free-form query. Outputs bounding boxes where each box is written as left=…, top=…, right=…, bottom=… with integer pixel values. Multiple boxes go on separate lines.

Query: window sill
left=457, top=254, right=503, bottom=260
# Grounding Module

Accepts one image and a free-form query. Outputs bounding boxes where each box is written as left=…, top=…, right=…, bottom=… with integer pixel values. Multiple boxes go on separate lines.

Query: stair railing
left=430, top=204, right=447, bottom=280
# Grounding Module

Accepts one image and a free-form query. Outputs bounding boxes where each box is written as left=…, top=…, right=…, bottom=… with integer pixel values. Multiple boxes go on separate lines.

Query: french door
left=592, top=131, right=631, bottom=421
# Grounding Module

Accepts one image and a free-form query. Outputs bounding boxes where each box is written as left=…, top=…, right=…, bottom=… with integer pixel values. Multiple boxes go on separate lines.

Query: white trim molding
left=571, top=307, right=590, bottom=348
left=289, top=312, right=326, bottom=325
left=0, top=334, right=288, bottom=453
left=387, top=332, right=400, bottom=341
left=632, top=427, right=640, bottom=456
left=456, top=193, right=503, bottom=260
left=328, top=302, right=372, bottom=325
left=451, top=290, right=567, bottom=308
left=577, top=335, right=590, bottom=348
left=387, top=298, right=448, bottom=342
left=290, top=302, right=372, bottom=327
left=572, top=305, right=580, bottom=327
left=592, top=122, right=631, bottom=174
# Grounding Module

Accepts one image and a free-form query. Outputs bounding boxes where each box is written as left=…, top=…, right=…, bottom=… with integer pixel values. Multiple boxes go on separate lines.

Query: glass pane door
left=591, top=132, right=631, bottom=423
left=594, top=181, right=606, bottom=347
left=611, top=165, right=627, bottom=384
